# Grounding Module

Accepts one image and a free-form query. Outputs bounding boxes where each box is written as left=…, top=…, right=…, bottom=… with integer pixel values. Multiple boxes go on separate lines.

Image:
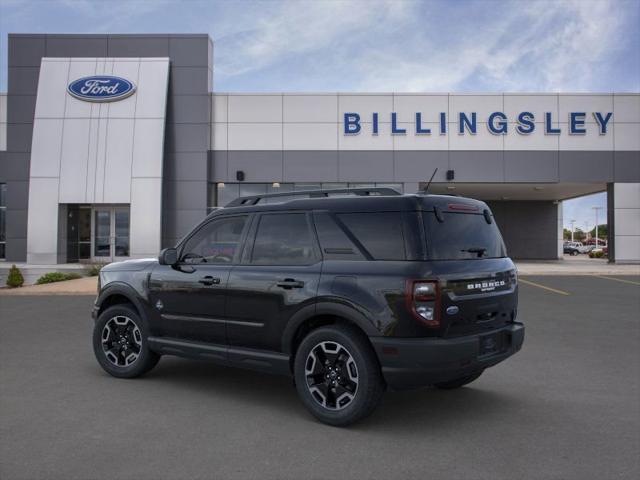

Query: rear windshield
left=423, top=212, right=506, bottom=260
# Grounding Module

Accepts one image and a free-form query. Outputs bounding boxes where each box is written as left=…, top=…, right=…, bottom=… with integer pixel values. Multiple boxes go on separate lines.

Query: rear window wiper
left=461, top=247, right=487, bottom=258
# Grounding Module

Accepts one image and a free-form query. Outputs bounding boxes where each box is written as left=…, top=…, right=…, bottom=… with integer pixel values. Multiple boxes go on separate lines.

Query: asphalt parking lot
left=1, top=275, right=639, bottom=480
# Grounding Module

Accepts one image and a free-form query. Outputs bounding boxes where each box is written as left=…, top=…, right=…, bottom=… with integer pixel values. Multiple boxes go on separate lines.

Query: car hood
left=101, top=258, right=158, bottom=272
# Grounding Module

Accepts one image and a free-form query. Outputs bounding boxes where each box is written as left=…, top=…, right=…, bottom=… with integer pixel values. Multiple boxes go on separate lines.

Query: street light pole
left=570, top=219, right=576, bottom=242
left=592, top=206, right=604, bottom=248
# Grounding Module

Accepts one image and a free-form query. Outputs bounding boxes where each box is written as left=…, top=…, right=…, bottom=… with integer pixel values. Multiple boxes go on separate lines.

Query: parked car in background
left=563, top=242, right=582, bottom=256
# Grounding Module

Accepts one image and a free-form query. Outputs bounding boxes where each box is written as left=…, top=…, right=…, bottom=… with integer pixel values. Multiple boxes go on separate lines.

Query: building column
left=556, top=201, right=564, bottom=260
left=608, top=182, right=640, bottom=263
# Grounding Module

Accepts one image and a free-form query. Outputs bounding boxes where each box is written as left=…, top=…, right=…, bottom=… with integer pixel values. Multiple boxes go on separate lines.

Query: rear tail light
left=406, top=280, right=440, bottom=327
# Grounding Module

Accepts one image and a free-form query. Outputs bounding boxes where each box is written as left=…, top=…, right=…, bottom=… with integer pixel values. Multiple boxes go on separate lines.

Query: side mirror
left=159, top=247, right=178, bottom=266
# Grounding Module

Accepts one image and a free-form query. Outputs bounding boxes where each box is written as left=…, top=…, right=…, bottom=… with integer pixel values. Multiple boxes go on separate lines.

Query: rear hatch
left=422, top=203, right=518, bottom=338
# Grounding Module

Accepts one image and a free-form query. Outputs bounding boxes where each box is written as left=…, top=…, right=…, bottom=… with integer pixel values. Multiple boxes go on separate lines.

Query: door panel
left=225, top=212, right=321, bottom=351
left=148, top=214, right=250, bottom=345
left=94, top=209, right=111, bottom=259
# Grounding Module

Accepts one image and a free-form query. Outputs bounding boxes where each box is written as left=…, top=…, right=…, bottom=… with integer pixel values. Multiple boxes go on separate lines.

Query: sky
left=1, top=0, right=638, bottom=227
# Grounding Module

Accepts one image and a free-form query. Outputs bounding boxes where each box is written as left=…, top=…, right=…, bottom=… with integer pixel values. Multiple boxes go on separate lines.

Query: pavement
left=1, top=275, right=639, bottom=480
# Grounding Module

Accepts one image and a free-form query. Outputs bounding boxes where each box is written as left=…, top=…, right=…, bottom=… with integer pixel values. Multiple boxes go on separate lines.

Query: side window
left=313, top=212, right=365, bottom=261
left=337, top=212, right=406, bottom=260
left=251, top=213, right=317, bottom=265
left=181, top=216, right=247, bottom=264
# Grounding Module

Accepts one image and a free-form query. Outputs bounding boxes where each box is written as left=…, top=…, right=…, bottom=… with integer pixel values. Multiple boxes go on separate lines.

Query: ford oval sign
left=67, top=76, right=136, bottom=102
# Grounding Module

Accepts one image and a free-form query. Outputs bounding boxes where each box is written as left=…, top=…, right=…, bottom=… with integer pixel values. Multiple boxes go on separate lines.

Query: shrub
left=589, top=250, right=605, bottom=259
left=36, top=272, right=83, bottom=285
left=85, top=263, right=105, bottom=277
left=6, top=264, right=25, bottom=288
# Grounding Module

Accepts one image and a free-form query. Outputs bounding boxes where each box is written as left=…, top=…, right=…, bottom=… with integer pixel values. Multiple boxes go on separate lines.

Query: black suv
left=92, top=188, right=524, bottom=426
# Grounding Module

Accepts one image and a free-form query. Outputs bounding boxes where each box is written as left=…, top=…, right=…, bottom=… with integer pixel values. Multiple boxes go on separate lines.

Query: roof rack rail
left=225, top=187, right=401, bottom=207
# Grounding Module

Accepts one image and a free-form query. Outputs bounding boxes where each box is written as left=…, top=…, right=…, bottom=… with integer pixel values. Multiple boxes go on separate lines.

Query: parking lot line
left=592, top=275, right=640, bottom=286
left=518, top=278, right=571, bottom=296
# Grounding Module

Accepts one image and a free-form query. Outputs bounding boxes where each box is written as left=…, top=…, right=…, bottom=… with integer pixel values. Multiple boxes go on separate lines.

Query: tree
left=589, top=224, right=607, bottom=239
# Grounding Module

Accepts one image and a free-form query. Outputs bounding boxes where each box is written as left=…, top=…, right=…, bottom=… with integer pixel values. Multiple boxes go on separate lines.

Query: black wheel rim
left=304, top=341, right=359, bottom=411
left=101, top=316, right=142, bottom=367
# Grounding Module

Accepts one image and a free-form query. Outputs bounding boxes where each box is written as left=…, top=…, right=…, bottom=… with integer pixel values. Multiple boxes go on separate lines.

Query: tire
left=294, top=324, right=384, bottom=427
left=93, top=304, right=160, bottom=379
left=572, top=250, right=579, bottom=256
left=434, top=371, right=483, bottom=390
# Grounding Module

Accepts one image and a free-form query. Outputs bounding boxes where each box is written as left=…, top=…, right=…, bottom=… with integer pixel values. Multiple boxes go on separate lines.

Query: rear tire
left=434, top=371, right=483, bottom=390
left=294, top=325, right=384, bottom=427
left=93, top=304, right=160, bottom=378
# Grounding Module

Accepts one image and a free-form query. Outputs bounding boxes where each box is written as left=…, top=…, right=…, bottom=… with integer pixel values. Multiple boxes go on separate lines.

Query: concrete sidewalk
left=0, top=276, right=98, bottom=296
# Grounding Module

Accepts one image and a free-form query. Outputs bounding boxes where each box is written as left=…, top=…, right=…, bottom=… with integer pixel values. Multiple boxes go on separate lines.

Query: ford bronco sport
left=92, top=188, right=524, bottom=426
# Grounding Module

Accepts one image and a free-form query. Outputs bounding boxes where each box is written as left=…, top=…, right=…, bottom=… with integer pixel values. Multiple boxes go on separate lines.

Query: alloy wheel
left=304, top=341, right=359, bottom=410
left=101, top=316, right=143, bottom=367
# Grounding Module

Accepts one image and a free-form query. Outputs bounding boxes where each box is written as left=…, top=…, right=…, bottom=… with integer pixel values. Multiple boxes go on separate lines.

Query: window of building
left=181, top=215, right=247, bottom=264
left=251, top=213, right=317, bottom=265
left=337, top=212, right=406, bottom=260
left=0, top=183, right=6, bottom=259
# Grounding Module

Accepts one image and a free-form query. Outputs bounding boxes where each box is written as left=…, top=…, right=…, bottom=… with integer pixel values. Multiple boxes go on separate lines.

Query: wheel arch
left=96, top=282, right=148, bottom=325
left=283, top=301, right=381, bottom=371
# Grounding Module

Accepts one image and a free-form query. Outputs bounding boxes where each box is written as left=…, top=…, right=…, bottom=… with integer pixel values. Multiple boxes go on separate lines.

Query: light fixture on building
left=533, top=186, right=545, bottom=191
left=217, top=182, right=225, bottom=188
left=446, top=186, right=456, bottom=191
left=272, top=182, right=281, bottom=188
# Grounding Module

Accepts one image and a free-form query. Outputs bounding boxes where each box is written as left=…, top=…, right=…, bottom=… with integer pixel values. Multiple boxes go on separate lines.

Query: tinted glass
left=251, top=214, right=316, bottom=265
left=182, top=216, right=247, bottom=264
left=337, top=212, right=406, bottom=260
left=424, top=212, right=506, bottom=260
left=313, top=212, right=365, bottom=261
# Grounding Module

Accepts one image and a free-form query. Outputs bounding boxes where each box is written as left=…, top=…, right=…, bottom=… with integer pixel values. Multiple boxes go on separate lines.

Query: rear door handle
left=199, top=276, right=221, bottom=286
left=276, top=278, right=305, bottom=289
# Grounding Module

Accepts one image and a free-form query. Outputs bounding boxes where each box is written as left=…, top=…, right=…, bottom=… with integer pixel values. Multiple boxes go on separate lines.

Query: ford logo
left=67, top=76, right=136, bottom=102
left=446, top=306, right=459, bottom=315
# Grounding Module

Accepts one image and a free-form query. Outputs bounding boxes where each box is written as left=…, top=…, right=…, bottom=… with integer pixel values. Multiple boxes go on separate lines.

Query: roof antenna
left=423, top=168, right=438, bottom=194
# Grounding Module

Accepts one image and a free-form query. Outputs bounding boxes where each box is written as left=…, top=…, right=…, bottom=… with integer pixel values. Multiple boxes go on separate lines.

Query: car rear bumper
left=370, top=323, right=524, bottom=390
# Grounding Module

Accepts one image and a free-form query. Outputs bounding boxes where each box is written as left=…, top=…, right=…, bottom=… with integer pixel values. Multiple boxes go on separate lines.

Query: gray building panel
left=165, top=124, right=210, bottom=153
left=559, top=151, right=614, bottom=182
left=107, top=35, right=170, bottom=57
left=169, top=36, right=211, bottom=67
left=7, top=67, right=40, bottom=95
left=6, top=95, right=36, bottom=124
left=338, top=151, right=394, bottom=182
left=167, top=95, right=210, bottom=124
left=163, top=180, right=208, bottom=211
left=228, top=151, right=284, bottom=182
left=504, top=150, right=559, bottom=182
left=45, top=35, right=109, bottom=57
left=4, top=237, right=26, bottom=260
left=165, top=152, right=209, bottom=182
left=5, top=180, right=29, bottom=210
left=394, top=151, right=449, bottom=182
left=450, top=151, right=505, bottom=182
left=1, top=153, right=30, bottom=181
left=488, top=201, right=559, bottom=259
left=5, top=208, right=28, bottom=240
left=6, top=123, right=33, bottom=153
left=614, top=151, right=640, bottom=182
left=169, top=67, right=211, bottom=95
left=209, top=151, right=228, bottom=182
left=8, top=35, right=45, bottom=67
left=283, top=151, right=339, bottom=182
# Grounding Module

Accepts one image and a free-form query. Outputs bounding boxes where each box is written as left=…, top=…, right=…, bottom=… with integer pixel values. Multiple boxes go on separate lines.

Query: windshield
left=423, top=211, right=506, bottom=260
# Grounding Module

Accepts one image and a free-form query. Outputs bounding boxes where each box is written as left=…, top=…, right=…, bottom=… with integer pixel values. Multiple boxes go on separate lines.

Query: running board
left=147, top=336, right=291, bottom=376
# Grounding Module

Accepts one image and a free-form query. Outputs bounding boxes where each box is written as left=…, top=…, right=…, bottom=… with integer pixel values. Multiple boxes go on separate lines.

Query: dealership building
left=0, top=33, right=638, bottom=268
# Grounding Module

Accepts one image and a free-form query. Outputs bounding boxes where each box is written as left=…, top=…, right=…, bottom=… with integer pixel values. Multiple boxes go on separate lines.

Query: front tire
left=294, top=325, right=384, bottom=427
left=93, top=304, right=160, bottom=378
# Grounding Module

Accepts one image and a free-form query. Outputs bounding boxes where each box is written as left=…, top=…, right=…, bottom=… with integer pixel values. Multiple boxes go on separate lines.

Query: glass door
left=92, top=206, right=130, bottom=262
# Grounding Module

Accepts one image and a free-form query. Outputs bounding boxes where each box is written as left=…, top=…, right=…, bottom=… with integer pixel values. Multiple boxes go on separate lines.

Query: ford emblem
left=446, top=305, right=459, bottom=315
left=67, top=76, right=136, bottom=102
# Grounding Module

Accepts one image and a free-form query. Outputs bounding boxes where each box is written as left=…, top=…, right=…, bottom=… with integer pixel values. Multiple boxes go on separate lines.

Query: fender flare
left=281, top=300, right=378, bottom=354
left=95, top=282, right=149, bottom=325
